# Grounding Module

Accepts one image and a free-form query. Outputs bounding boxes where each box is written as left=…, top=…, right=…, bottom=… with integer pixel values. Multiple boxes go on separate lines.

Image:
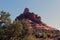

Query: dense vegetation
left=0, top=11, right=60, bottom=40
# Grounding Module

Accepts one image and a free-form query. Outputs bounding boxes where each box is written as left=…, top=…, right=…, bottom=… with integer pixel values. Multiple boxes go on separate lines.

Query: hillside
left=15, top=8, right=60, bottom=40
left=15, top=8, right=57, bottom=31
left=0, top=8, right=60, bottom=40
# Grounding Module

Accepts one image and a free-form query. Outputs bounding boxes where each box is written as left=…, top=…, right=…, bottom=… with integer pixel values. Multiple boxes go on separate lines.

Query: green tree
left=0, top=11, right=11, bottom=27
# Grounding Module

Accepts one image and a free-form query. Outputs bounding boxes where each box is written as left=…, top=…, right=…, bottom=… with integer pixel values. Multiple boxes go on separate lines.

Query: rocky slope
left=15, top=8, right=58, bottom=31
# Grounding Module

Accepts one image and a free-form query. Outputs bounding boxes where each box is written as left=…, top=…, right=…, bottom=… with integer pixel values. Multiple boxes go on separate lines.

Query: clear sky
left=0, top=0, right=60, bottom=30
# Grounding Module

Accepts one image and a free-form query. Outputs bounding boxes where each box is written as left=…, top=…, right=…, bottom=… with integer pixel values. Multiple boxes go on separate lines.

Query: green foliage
left=0, top=11, right=60, bottom=40
left=0, top=11, right=11, bottom=27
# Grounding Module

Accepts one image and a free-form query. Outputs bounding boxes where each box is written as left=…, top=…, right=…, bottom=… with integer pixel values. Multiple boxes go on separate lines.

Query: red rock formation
left=16, top=8, right=42, bottom=24
left=15, top=8, right=57, bottom=31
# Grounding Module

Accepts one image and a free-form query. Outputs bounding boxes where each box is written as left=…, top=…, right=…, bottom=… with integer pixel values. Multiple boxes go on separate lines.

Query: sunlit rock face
left=15, top=8, right=57, bottom=31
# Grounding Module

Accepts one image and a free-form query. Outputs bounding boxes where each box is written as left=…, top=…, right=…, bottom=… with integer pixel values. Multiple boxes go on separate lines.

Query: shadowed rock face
left=16, top=8, right=41, bottom=24
left=15, top=8, right=57, bottom=31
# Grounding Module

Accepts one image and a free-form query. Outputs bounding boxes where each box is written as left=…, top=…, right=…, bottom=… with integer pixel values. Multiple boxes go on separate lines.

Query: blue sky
left=0, top=0, right=60, bottom=30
